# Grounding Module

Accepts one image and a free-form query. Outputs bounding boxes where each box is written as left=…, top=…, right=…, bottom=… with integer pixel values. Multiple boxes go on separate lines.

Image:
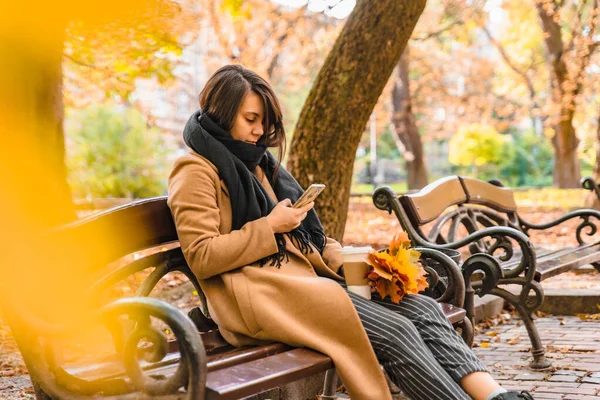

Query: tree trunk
left=1, top=17, right=79, bottom=329
left=287, top=0, right=427, bottom=241
left=585, top=109, right=600, bottom=209
left=1, top=23, right=76, bottom=229
left=552, top=107, right=581, bottom=188
left=391, top=45, right=428, bottom=190
left=536, top=2, right=581, bottom=188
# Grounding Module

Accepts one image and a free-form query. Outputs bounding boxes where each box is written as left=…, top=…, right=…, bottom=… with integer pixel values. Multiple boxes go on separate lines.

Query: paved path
left=473, top=314, right=600, bottom=399
left=2, top=314, right=598, bottom=399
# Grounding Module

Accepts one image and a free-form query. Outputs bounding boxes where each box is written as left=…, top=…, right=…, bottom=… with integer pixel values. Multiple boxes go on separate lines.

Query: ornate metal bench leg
left=459, top=317, right=474, bottom=347
left=518, top=303, right=551, bottom=370
left=491, top=285, right=552, bottom=370
left=32, top=381, right=52, bottom=400
left=320, top=368, right=338, bottom=400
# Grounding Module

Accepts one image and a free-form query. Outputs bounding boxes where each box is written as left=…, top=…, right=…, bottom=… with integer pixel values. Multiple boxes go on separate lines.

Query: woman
left=168, top=64, right=534, bottom=400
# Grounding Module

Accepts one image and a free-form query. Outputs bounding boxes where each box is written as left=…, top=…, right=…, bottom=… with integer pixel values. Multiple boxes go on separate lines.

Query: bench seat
left=60, top=303, right=466, bottom=399
left=7, top=197, right=472, bottom=399
left=500, top=242, right=600, bottom=281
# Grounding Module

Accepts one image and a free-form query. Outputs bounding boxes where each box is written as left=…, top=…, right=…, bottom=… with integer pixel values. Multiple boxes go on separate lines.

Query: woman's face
left=230, top=91, right=265, bottom=145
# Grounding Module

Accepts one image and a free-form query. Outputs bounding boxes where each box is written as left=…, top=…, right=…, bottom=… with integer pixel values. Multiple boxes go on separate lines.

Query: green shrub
left=66, top=104, right=173, bottom=199
left=449, top=123, right=510, bottom=168
left=497, top=129, right=554, bottom=187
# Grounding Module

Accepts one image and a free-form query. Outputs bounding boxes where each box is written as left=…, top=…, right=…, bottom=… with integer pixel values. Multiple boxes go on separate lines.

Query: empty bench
left=373, top=176, right=600, bottom=370
left=5, top=197, right=477, bottom=399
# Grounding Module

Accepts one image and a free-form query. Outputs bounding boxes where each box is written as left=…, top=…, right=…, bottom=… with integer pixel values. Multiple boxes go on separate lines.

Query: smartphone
left=293, top=184, right=326, bottom=209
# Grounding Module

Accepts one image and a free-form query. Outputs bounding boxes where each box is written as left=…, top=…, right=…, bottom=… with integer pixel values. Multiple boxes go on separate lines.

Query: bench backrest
left=5, top=196, right=202, bottom=336
left=400, top=176, right=468, bottom=226
left=52, top=196, right=178, bottom=272
left=460, top=177, right=518, bottom=213
left=398, top=176, right=520, bottom=244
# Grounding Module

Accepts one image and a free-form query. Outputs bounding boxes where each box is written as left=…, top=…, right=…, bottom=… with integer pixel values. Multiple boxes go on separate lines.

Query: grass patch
left=514, top=188, right=588, bottom=210
left=351, top=182, right=408, bottom=195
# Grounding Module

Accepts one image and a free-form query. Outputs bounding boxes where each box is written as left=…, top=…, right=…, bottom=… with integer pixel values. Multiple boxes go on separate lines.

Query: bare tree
left=392, top=45, right=428, bottom=190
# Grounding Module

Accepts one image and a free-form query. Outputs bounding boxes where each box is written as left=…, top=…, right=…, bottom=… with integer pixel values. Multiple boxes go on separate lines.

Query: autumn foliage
left=365, top=232, right=429, bottom=304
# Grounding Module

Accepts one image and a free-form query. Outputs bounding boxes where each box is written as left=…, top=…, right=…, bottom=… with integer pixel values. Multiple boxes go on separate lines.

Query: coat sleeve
left=168, top=155, right=279, bottom=280
left=321, top=237, right=344, bottom=275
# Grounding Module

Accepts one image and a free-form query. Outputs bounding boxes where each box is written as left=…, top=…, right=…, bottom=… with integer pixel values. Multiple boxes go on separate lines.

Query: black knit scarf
left=183, top=110, right=326, bottom=268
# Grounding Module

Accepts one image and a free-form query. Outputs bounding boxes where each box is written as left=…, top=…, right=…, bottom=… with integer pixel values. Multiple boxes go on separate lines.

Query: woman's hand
left=266, top=199, right=314, bottom=233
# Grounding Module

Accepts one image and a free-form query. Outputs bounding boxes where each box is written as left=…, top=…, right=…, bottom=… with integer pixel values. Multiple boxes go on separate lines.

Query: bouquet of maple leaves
left=365, top=232, right=429, bottom=304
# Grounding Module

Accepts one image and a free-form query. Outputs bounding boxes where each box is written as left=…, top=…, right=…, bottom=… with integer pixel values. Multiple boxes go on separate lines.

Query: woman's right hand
left=266, top=199, right=314, bottom=233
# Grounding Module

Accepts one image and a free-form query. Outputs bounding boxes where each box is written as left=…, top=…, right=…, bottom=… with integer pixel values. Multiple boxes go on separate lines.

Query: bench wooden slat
left=496, top=245, right=577, bottom=270
left=401, top=176, right=467, bottom=225
left=66, top=341, right=290, bottom=381
left=460, top=177, right=517, bottom=213
left=206, top=343, right=290, bottom=373
left=126, top=348, right=332, bottom=400
left=205, top=348, right=333, bottom=400
left=65, top=330, right=239, bottom=379
left=62, top=303, right=464, bottom=390
left=440, top=303, right=466, bottom=324
left=534, top=243, right=600, bottom=280
left=500, top=246, right=589, bottom=270
left=51, top=197, right=177, bottom=272
left=498, top=242, right=600, bottom=281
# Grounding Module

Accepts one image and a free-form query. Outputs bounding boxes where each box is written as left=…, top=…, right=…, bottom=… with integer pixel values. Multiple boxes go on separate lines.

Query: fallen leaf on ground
left=507, top=334, right=521, bottom=345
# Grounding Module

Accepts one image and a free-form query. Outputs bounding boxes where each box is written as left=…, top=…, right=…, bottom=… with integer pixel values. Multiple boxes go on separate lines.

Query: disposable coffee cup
left=341, top=246, right=373, bottom=300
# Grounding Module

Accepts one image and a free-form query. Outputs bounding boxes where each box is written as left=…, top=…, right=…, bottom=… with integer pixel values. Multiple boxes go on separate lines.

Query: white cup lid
left=341, top=246, right=374, bottom=254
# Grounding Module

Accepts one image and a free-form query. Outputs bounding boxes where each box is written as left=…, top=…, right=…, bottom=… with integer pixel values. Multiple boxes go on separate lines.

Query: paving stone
left=534, top=382, right=581, bottom=388
left=499, top=384, right=537, bottom=392
left=580, top=383, right=600, bottom=389
left=581, top=377, right=600, bottom=384
left=569, top=364, right=600, bottom=372
left=591, top=373, right=600, bottom=378
left=554, top=370, right=587, bottom=377
left=548, top=374, right=580, bottom=382
left=536, top=387, right=597, bottom=395
left=514, top=372, right=549, bottom=381
left=532, top=394, right=564, bottom=399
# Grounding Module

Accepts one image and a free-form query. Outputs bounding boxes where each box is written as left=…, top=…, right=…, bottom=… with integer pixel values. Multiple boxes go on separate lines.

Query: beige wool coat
left=168, top=152, right=392, bottom=400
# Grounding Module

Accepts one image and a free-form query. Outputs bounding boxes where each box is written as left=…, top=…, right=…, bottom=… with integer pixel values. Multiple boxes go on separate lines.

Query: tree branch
left=207, top=0, right=234, bottom=60
left=566, top=0, right=588, bottom=54
left=573, top=34, right=600, bottom=98
left=63, top=53, right=98, bottom=69
left=412, top=20, right=463, bottom=41
left=480, top=24, right=537, bottom=100
left=264, top=4, right=307, bottom=79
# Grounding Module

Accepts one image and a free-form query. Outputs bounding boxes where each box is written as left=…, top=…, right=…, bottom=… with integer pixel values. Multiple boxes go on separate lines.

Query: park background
left=55, top=0, right=600, bottom=205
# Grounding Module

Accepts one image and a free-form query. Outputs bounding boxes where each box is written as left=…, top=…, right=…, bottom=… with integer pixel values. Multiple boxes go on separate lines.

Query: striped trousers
left=345, top=289, right=488, bottom=400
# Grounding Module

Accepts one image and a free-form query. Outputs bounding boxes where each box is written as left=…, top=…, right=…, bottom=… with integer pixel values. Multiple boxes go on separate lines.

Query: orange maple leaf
left=364, top=233, right=429, bottom=304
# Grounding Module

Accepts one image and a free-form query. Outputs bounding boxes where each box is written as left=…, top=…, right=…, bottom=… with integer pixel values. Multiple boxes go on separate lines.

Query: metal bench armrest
left=414, top=247, right=466, bottom=308
left=520, top=208, right=600, bottom=246
left=9, top=297, right=207, bottom=399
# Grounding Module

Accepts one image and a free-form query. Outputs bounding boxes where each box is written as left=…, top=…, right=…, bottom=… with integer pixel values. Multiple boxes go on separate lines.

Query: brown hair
left=199, top=65, right=286, bottom=173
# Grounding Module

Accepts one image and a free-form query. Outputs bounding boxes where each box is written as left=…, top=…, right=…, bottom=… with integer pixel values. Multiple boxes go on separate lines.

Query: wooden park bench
left=2, top=197, right=487, bottom=399
left=373, top=175, right=600, bottom=370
